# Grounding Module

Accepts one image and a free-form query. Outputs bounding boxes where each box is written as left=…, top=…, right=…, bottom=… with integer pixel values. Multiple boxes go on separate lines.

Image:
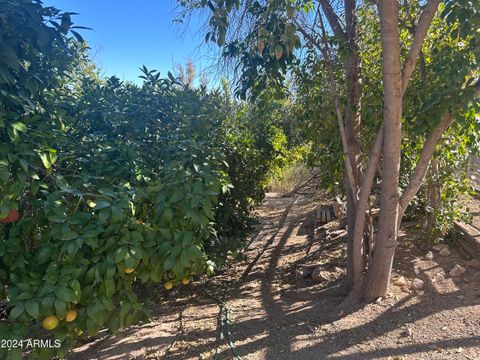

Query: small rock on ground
left=412, top=278, right=424, bottom=290
left=449, top=264, right=466, bottom=277
left=394, top=276, right=407, bottom=287
left=432, top=244, right=449, bottom=252
left=312, top=266, right=331, bottom=282
left=439, top=248, right=451, bottom=256
left=466, top=258, right=480, bottom=269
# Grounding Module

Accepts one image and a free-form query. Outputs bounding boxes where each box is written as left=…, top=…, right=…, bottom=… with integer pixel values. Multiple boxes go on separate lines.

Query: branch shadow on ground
left=71, top=196, right=480, bottom=360
left=216, top=206, right=480, bottom=359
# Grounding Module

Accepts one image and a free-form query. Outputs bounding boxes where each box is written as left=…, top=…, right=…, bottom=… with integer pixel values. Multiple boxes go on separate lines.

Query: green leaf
left=19, top=159, right=29, bottom=173
left=25, top=300, right=39, bottom=318
left=93, top=200, right=111, bottom=210
left=159, top=228, right=171, bottom=239
left=9, top=303, right=24, bottom=320
left=105, top=278, right=115, bottom=297
left=54, top=299, right=66, bottom=318
left=171, top=245, right=182, bottom=258
left=55, top=286, right=76, bottom=303
left=163, top=257, right=175, bottom=271
left=37, top=247, right=52, bottom=264
left=5, top=348, right=22, bottom=360
left=125, top=251, right=136, bottom=268
left=59, top=229, right=78, bottom=241
left=114, top=247, right=128, bottom=263
left=163, top=208, right=173, bottom=222
left=10, top=122, right=27, bottom=132
left=170, top=191, right=183, bottom=203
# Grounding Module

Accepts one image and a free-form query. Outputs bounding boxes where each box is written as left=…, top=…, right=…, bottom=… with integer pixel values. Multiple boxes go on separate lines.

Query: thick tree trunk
left=364, top=0, right=403, bottom=302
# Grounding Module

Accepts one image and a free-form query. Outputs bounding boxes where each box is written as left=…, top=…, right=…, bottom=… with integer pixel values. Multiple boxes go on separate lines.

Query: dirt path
left=70, top=193, right=480, bottom=360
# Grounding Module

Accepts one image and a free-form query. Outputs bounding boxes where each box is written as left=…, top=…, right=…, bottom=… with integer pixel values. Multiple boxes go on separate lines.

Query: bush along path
left=69, top=192, right=480, bottom=360
left=0, top=4, right=292, bottom=358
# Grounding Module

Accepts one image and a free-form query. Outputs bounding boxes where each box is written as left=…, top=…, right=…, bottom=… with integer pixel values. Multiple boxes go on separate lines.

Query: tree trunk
left=424, top=157, right=441, bottom=248
left=342, top=1, right=364, bottom=292
left=344, top=182, right=355, bottom=291
left=351, top=125, right=384, bottom=285
left=364, top=0, right=403, bottom=302
left=317, top=0, right=363, bottom=293
left=344, top=50, right=363, bottom=185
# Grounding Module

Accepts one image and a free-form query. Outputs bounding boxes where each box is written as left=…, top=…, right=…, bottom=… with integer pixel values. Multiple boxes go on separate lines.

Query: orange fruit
left=65, top=309, right=77, bottom=322
left=181, top=277, right=190, bottom=285
left=274, top=45, right=284, bottom=60
left=164, top=281, right=173, bottom=290
left=42, top=315, right=59, bottom=330
left=124, top=267, right=134, bottom=274
left=1, top=209, right=20, bottom=224
left=258, top=39, right=265, bottom=52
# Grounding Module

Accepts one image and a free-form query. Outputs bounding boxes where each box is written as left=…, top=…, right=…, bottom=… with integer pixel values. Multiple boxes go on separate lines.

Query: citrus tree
left=0, top=2, right=287, bottom=358
left=178, top=0, right=480, bottom=301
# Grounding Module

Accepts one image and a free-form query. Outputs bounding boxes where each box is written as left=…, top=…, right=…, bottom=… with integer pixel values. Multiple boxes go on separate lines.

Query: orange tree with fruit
left=0, top=2, right=288, bottom=359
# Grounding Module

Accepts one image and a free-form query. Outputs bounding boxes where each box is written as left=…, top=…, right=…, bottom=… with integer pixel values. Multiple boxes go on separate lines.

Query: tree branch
left=401, top=0, right=441, bottom=95
left=351, top=123, right=384, bottom=283
left=295, top=19, right=358, bottom=202
left=294, top=21, right=324, bottom=53
left=318, top=0, right=347, bottom=42
left=398, top=112, right=453, bottom=218
left=399, top=79, right=480, bottom=219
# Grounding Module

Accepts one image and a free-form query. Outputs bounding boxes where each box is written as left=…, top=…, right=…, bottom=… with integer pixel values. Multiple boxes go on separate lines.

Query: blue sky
left=44, top=0, right=215, bottom=83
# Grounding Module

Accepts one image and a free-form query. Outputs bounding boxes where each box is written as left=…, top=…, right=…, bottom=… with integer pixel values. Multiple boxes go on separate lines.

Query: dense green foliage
left=182, top=0, right=479, bottom=238
left=1, top=0, right=479, bottom=357
left=0, top=2, right=287, bottom=358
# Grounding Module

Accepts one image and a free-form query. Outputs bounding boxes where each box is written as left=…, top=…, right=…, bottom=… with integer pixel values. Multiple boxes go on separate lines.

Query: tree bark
left=397, top=113, right=453, bottom=222
left=398, top=81, right=479, bottom=222
left=351, top=124, right=384, bottom=285
left=344, top=51, right=363, bottom=181
left=314, top=1, right=364, bottom=291
left=341, top=0, right=363, bottom=292
left=318, top=0, right=347, bottom=41
left=364, top=0, right=403, bottom=302
left=424, top=157, right=440, bottom=248
left=345, top=179, right=356, bottom=290
left=401, top=0, right=442, bottom=94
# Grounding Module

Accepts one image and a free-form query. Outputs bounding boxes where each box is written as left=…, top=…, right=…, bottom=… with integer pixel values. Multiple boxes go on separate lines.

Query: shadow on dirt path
left=70, top=193, right=480, bottom=360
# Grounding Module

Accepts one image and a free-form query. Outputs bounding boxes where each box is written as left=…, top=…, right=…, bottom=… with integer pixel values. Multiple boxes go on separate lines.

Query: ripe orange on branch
left=65, top=309, right=77, bottom=322
left=42, top=315, right=59, bottom=330
left=1, top=209, right=20, bottom=224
